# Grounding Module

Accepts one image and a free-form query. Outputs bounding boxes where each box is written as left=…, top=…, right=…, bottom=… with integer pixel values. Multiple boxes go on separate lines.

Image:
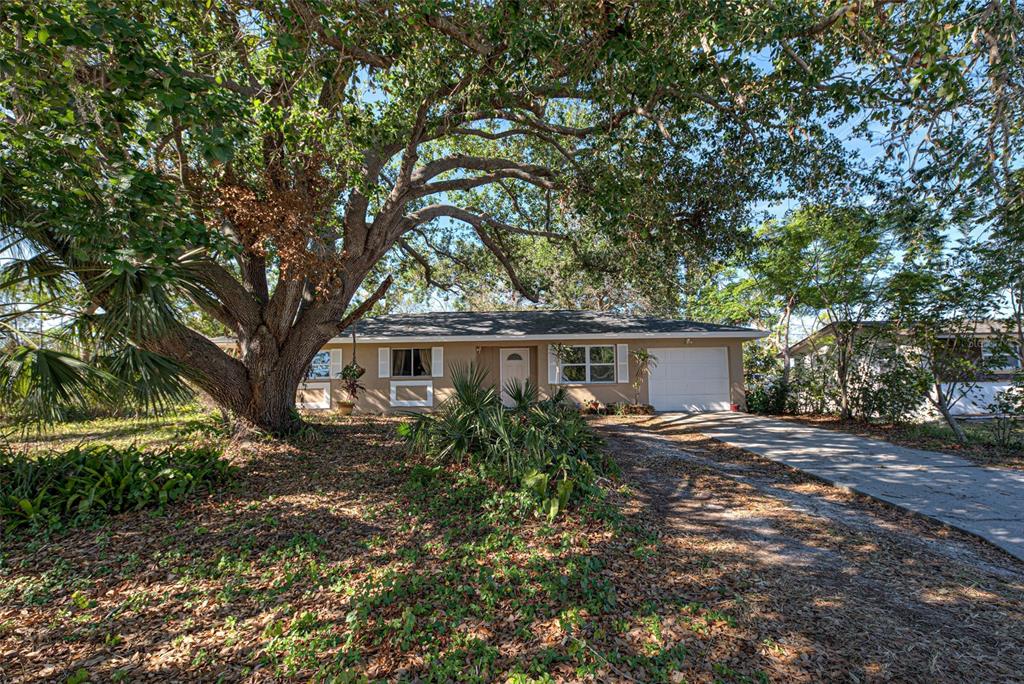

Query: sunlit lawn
left=3, top=405, right=218, bottom=455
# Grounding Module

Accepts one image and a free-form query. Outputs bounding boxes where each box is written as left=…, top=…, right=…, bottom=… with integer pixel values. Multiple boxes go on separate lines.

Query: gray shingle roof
left=341, top=310, right=765, bottom=340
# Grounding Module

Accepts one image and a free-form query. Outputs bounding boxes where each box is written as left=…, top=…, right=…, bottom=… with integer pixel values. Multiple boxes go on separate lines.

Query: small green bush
left=746, top=377, right=790, bottom=415
left=988, top=378, right=1024, bottom=447
left=399, top=364, right=607, bottom=518
left=0, top=443, right=232, bottom=532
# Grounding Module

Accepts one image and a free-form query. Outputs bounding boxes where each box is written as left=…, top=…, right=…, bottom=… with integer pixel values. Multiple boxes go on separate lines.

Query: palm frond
left=94, top=345, right=194, bottom=415
left=0, top=346, right=115, bottom=425
left=0, top=252, right=72, bottom=297
left=448, top=363, right=498, bottom=411
left=503, top=378, right=539, bottom=411
left=91, top=265, right=182, bottom=340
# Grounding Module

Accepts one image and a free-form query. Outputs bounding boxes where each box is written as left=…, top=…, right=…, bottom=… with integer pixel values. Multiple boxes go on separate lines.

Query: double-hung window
left=305, top=350, right=331, bottom=380
left=558, top=345, right=616, bottom=383
left=982, top=339, right=1022, bottom=372
left=391, top=348, right=432, bottom=377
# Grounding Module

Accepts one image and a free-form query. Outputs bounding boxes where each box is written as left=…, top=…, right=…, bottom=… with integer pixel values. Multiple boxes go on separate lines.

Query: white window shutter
left=616, top=344, right=629, bottom=383
left=431, top=346, right=444, bottom=378
left=378, top=347, right=390, bottom=378
left=330, top=348, right=344, bottom=378
left=547, top=345, right=559, bottom=384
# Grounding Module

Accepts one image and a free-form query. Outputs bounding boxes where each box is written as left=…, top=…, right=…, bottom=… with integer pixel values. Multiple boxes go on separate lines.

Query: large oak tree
left=2, top=0, right=1019, bottom=432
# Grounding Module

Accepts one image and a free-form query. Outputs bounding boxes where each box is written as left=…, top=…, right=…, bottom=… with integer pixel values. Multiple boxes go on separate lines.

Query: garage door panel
left=649, top=347, right=729, bottom=412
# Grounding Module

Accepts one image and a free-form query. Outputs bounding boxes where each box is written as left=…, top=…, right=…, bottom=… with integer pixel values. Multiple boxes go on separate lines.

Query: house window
left=558, top=345, right=616, bottom=384
left=306, top=351, right=331, bottom=380
left=391, top=348, right=432, bottom=377
left=982, top=340, right=1022, bottom=372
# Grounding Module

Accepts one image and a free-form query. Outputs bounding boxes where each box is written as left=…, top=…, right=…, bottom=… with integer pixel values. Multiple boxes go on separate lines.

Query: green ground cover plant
left=400, top=365, right=612, bottom=518
left=0, top=442, right=233, bottom=532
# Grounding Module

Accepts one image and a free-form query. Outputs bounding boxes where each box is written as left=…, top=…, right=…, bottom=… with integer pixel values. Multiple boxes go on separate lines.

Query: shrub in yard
left=400, top=364, right=607, bottom=518
left=848, top=346, right=930, bottom=424
left=746, top=376, right=790, bottom=415
left=988, top=377, right=1024, bottom=447
left=0, top=443, right=232, bottom=532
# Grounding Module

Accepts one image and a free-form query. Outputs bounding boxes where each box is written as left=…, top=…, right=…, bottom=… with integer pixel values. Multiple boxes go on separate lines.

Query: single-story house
left=286, top=310, right=767, bottom=413
left=785, top=320, right=1022, bottom=415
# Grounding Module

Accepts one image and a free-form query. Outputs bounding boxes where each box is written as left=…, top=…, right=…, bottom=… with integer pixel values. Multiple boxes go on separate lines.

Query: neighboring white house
left=785, top=320, right=1021, bottom=416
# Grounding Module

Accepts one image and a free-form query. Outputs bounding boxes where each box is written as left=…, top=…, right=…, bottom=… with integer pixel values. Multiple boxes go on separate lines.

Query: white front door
left=499, top=348, right=531, bottom=407
left=647, top=347, right=731, bottom=411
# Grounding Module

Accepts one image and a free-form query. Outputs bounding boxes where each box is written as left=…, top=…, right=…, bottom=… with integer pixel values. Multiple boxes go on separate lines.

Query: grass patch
left=2, top=404, right=226, bottom=454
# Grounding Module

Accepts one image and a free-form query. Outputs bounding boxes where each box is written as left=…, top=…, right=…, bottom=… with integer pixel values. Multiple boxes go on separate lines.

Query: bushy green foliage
left=399, top=365, right=606, bottom=518
left=988, top=377, right=1024, bottom=447
left=0, top=443, right=232, bottom=532
left=788, top=351, right=836, bottom=415
left=787, top=337, right=929, bottom=423
left=745, top=378, right=791, bottom=415
left=848, top=347, right=931, bottom=424
left=743, top=343, right=792, bottom=415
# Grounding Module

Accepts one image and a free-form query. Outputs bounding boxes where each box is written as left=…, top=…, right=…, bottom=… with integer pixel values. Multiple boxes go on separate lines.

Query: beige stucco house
left=286, top=310, right=767, bottom=414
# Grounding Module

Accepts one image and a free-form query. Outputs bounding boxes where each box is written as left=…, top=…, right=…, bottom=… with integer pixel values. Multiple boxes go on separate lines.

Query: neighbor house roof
left=335, top=310, right=768, bottom=343
left=785, top=319, right=1010, bottom=357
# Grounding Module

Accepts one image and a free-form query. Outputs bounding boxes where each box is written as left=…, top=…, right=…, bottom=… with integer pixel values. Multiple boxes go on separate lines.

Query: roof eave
left=327, top=330, right=769, bottom=344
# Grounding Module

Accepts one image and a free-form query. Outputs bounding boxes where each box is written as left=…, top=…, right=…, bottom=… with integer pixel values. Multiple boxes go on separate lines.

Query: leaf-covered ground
left=2, top=414, right=1023, bottom=683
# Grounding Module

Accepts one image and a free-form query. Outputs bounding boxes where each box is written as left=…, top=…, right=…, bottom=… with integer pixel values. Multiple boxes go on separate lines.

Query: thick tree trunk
left=138, top=317, right=326, bottom=435
left=132, top=259, right=388, bottom=435
left=231, top=322, right=337, bottom=435
left=241, top=371, right=304, bottom=435
left=196, top=348, right=315, bottom=435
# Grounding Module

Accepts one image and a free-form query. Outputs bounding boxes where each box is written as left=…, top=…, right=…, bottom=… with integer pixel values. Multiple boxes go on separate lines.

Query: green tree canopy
left=2, top=0, right=1019, bottom=432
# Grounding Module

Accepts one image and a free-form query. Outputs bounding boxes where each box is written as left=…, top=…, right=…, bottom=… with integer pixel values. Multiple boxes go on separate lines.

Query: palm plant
left=400, top=363, right=605, bottom=518
left=0, top=235, right=200, bottom=426
left=630, top=349, right=658, bottom=405
left=503, top=378, right=539, bottom=411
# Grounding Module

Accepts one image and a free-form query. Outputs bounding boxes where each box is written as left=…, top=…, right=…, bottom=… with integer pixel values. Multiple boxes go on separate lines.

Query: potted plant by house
left=336, top=361, right=365, bottom=416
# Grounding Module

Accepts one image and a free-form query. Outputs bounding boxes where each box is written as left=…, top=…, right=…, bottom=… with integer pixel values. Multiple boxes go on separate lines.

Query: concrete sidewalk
left=653, top=412, right=1024, bottom=562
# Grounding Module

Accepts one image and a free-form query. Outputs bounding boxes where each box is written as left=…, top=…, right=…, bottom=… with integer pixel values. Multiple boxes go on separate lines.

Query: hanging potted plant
left=335, top=326, right=365, bottom=416
left=336, top=361, right=365, bottom=416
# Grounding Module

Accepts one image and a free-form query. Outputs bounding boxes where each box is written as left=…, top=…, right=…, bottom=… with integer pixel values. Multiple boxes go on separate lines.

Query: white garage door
left=648, top=347, right=731, bottom=412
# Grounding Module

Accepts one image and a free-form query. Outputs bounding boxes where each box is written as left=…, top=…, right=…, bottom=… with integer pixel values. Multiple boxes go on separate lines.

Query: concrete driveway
left=652, top=412, right=1024, bottom=562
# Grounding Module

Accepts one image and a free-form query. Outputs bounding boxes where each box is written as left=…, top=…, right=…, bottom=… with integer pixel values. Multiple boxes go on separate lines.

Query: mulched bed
left=2, top=415, right=1023, bottom=682
left=774, top=414, right=1024, bottom=470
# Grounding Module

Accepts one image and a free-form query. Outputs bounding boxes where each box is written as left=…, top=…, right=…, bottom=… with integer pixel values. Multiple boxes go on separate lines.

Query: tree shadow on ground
left=3, top=415, right=1024, bottom=683
left=592, top=416, right=1024, bottom=682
